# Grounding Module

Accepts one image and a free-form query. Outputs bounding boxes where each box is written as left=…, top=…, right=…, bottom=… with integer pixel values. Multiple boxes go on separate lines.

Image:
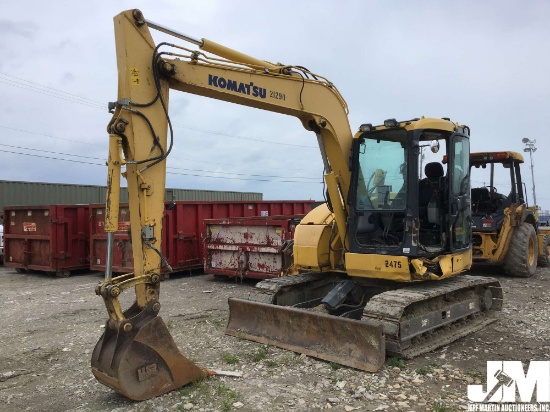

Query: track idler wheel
left=91, top=301, right=213, bottom=400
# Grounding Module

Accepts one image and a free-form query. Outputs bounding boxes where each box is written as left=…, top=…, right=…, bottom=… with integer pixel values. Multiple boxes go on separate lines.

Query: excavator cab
left=348, top=118, right=472, bottom=266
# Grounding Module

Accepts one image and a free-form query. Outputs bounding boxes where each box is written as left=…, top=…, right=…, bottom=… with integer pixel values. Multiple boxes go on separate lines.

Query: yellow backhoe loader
left=469, top=151, right=549, bottom=275
left=92, top=10, right=503, bottom=401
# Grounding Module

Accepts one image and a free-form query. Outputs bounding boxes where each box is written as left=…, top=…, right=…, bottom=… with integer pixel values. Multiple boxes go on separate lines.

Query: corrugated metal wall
left=164, top=188, right=262, bottom=202
left=0, top=180, right=262, bottom=223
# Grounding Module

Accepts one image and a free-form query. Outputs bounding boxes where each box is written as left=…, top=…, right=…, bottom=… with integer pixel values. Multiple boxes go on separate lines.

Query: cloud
left=62, top=72, right=75, bottom=83
left=0, top=20, right=37, bottom=39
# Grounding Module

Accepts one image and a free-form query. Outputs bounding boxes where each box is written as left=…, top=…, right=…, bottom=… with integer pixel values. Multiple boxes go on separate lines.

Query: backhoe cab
left=469, top=151, right=550, bottom=275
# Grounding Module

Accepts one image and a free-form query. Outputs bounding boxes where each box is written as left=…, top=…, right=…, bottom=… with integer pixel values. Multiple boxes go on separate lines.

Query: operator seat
left=471, top=187, right=492, bottom=214
left=418, top=162, right=444, bottom=221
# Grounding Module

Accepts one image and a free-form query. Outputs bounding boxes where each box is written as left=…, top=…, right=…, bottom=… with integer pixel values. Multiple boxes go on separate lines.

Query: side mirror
left=430, top=140, right=440, bottom=153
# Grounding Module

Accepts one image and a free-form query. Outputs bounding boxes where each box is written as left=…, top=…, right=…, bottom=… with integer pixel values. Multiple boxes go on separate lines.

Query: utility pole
left=522, top=138, right=537, bottom=209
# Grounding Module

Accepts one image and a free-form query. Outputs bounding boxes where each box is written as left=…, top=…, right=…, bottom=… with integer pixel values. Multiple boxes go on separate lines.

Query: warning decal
left=23, top=222, right=37, bottom=232
left=118, top=221, right=131, bottom=232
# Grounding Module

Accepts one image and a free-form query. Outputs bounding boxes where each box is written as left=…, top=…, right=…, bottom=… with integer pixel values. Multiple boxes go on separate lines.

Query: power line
left=0, top=72, right=318, bottom=149
left=0, top=143, right=104, bottom=161
left=0, top=149, right=103, bottom=166
left=0, top=148, right=321, bottom=184
left=167, top=153, right=313, bottom=172
left=0, top=125, right=104, bottom=147
left=0, top=124, right=316, bottom=171
left=0, top=79, right=105, bottom=110
left=0, top=72, right=105, bottom=105
left=173, top=122, right=317, bottom=149
left=167, top=164, right=319, bottom=180
left=166, top=169, right=321, bottom=183
left=0, top=142, right=319, bottom=180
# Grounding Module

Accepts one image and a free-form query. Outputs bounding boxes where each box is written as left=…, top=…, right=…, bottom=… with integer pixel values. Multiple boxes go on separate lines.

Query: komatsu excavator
left=92, top=9, right=503, bottom=401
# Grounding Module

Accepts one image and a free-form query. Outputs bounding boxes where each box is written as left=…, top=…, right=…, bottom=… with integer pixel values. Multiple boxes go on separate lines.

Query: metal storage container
left=204, top=215, right=304, bottom=279
left=90, top=200, right=313, bottom=275
left=3, top=205, right=90, bottom=276
left=89, top=205, right=134, bottom=273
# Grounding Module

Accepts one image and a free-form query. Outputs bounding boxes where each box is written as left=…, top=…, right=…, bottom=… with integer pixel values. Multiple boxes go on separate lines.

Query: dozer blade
left=226, top=298, right=385, bottom=372
left=92, top=308, right=213, bottom=401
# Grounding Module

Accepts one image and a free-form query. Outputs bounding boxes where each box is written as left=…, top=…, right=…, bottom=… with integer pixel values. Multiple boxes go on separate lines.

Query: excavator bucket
left=226, top=298, right=385, bottom=372
left=91, top=302, right=213, bottom=401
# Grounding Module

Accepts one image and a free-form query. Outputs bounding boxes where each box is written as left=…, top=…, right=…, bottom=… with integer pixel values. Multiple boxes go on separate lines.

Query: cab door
left=448, top=135, right=471, bottom=252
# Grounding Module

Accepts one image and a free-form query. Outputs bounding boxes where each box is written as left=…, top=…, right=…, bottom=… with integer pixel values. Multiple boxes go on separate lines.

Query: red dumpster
left=204, top=215, right=304, bottom=280
left=3, top=205, right=90, bottom=276
left=90, top=200, right=313, bottom=275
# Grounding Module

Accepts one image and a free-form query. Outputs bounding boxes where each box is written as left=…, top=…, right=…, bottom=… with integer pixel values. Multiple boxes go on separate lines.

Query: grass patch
left=216, top=381, right=240, bottom=411
left=212, top=318, right=224, bottom=328
left=417, top=360, right=439, bottom=375
left=433, top=401, right=450, bottom=412
left=248, top=345, right=269, bottom=362
left=417, top=366, right=430, bottom=375
left=387, top=357, right=405, bottom=368
left=178, top=378, right=240, bottom=411
left=280, top=354, right=305, bottom=367
left=221, top=353, right=239, bottom=365
left=177, top=377, right=208, bottom=398
left=329, top=362, right=342, bottom=371
left=265, top=359, right=278, bottom=368
left=466, top=368, right=482, bottom=378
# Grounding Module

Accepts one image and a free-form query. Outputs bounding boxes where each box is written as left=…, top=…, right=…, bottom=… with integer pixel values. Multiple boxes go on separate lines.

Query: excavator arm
left=92, top=9, right=358, bottom=400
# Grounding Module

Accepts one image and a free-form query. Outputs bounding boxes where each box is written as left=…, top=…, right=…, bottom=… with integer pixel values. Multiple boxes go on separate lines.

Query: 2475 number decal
left=385, top=260, right=402, bottom=268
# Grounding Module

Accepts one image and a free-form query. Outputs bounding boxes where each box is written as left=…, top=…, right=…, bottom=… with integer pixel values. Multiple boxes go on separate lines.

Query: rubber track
left=362, top=275, right=503, bottom=358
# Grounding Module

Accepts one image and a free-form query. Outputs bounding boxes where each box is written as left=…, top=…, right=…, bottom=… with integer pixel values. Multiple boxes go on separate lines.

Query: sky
left=1, top=0, right=549, bottom=209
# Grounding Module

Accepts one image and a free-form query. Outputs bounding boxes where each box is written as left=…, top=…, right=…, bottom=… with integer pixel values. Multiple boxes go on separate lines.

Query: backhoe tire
left=503, top=222, right=538, bottom=277
left=537, top=235, right=550, bottom=268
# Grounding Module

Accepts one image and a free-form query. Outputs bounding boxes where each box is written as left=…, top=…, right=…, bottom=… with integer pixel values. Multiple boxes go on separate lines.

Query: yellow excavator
left=92, top=9, right=503, bottom=401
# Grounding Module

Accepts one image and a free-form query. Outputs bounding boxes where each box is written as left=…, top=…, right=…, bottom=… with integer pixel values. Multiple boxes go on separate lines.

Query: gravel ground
left=0, top=264, right=548, bottom=412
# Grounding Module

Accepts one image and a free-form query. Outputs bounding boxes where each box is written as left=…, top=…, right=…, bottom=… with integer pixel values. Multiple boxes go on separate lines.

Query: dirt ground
left=0, top=264, right=548, bottom=412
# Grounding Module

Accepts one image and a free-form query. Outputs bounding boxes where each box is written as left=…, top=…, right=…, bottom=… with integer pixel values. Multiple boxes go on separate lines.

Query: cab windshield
left=356, top=131, right=407, bottom=211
